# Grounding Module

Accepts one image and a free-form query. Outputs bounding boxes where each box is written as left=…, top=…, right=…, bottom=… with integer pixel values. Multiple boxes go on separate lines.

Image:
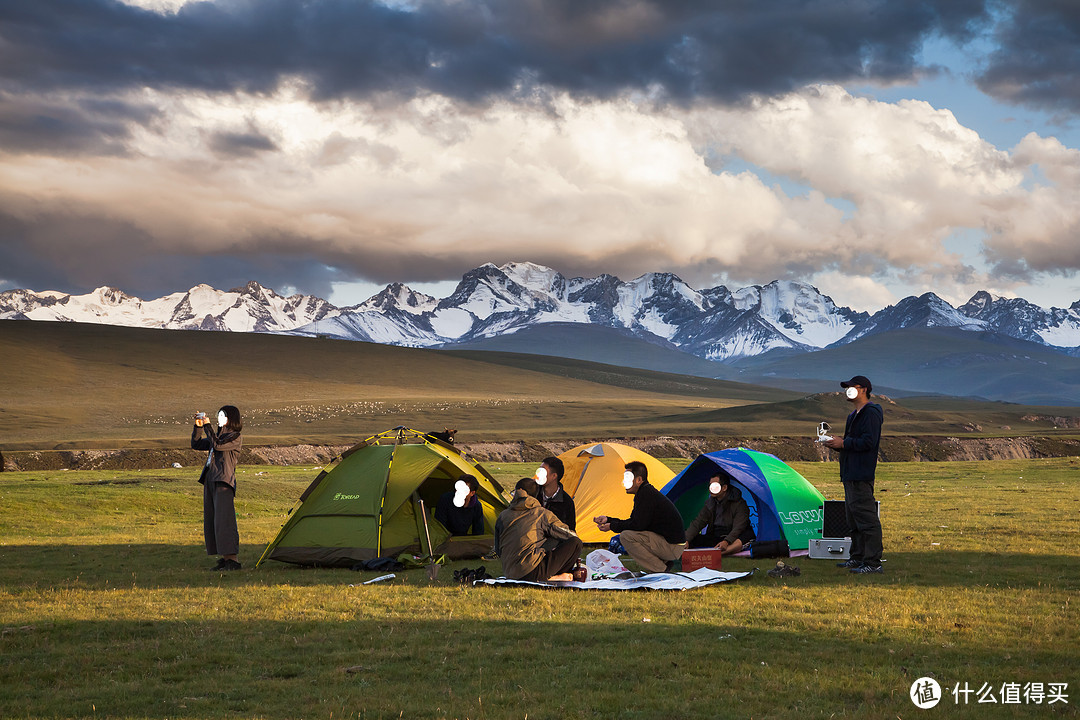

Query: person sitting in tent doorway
left=434, top=474, right=485, bottom=536
left=593, top=461, right=685, bottom=573
left=494, top=478, right=582, bottom=582
left=685, top=474, right=756, bottom=555
left=535, top=456, right=577, bottom=532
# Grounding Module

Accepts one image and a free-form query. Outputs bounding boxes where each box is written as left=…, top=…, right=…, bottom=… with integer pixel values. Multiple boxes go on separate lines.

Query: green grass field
left=1, top=458, right=1077, bottom=719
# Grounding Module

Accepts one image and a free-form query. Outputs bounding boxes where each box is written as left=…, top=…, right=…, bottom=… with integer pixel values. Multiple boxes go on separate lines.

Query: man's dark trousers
left=843, top=480, right=882, bottom=566
left=521, top=537, right=583, bottom=582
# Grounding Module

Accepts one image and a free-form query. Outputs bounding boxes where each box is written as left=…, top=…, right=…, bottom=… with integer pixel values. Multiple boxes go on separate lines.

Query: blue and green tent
left=660, top=448, right=825, bottom=550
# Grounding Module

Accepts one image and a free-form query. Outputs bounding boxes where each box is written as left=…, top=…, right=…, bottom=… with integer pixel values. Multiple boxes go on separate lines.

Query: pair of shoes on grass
left=767, top=560, right=801, bottom=578
left=849, top=563, right=883, bottom=574
left=211, top=558, right=242, bottom=571
left=452, top=566, right=492, bottom=585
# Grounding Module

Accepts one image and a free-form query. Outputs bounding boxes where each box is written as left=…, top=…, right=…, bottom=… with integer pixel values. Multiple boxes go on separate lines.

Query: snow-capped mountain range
left=4, top=262, right=1080, bottom=361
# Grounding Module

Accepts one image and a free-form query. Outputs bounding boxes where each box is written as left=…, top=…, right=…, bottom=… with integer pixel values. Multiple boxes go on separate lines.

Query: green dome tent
left=257, top=427, right=508, bottom=568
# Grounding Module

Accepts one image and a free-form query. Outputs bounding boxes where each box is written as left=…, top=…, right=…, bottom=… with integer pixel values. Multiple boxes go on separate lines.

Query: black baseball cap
left=840, top=375, right=872, bottom=393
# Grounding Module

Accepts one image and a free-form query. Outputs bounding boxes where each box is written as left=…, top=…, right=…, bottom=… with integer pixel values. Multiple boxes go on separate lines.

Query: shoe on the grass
left=850, top=563, right=883, bottom=574
left=767, top=561, right=801, bottom=578
left=221, top=559, right=242, bottom=571
left=210, top=557, right=227, bottom=570
left=836, top=558, right=861, bottom=569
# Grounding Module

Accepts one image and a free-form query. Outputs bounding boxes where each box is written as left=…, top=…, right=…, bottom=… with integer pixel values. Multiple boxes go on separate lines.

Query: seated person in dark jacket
left=685, top=475, right=756, bottom=555
left=535, top=455, right=576, bottom=531
left=593, top=461, right=685, bottom=573
left=434, top=474, right=485, bottom=536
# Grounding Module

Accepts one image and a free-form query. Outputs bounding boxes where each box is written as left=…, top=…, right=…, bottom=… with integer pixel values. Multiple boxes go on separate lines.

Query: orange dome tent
left=557, top=442, right=676, bottom=544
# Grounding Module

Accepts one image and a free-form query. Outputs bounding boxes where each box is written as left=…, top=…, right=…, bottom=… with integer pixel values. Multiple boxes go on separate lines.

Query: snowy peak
left=500, top=262, right=568, bottom=299
left=358, top=283, right=437, bottom=315
left=959, top=290, right=998, bottom=317
left=733, top=280, right=865, bottom=348
left=613, top=273, right=707, bottom=340
left=0, top=283, right=332, bottom=333
left=845, top=292, right=987, bottom=343
left=958, top=291, right=1080, bottom=348
left=4, top=263, right=1080, bottom=362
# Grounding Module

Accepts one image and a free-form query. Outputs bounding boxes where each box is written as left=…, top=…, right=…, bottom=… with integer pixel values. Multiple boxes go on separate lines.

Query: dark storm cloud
left=0, top=91, right=160, bottom=156
left=208, top=128, right=278, bottom=158
left=0, top=0, right=993, bottom=105
left=976, top=0, right=1080, bottom=113
left=0, top=202, right=353, bottom=298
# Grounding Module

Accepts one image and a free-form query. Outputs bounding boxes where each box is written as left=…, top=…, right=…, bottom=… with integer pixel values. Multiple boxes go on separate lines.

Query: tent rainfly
left=660, top=448, right=826, bottom=551
left=257, top=427, right=508, bottom=568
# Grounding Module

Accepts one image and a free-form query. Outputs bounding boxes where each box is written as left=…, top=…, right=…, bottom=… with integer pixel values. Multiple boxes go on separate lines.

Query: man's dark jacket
left=685, top=485, right=756, bottom=544
left=538, top=483, right=576, bottom=531
left=434, top=491, right=484, bottom=536
left=608, top=481, right=685, bottom=545
left=840, top=402, right=883, bottom=483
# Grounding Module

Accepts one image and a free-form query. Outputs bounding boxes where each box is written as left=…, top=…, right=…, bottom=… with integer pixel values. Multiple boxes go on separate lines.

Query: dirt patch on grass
left=248, top=444, right=351, bottom=466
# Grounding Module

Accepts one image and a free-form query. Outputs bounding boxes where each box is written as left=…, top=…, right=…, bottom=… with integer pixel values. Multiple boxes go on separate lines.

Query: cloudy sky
left=1, top=0, right=1078, bottom=311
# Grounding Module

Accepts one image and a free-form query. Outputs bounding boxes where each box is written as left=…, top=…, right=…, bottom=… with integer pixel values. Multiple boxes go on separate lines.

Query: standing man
left=823, top=375, right=884, bottom=574
left=593, top=461, right=685, bottom=573
left=535, top=456, right=576, bottom=531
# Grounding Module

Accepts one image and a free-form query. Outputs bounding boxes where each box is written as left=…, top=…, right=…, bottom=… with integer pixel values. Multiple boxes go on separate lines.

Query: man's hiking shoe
left=453, top=566, right=492, bottom=585
left=850, top=563, right=883, bottom=574
left=836, top=558, right=861, bottom=569
left=220, top=559, right=242, bottom=571
left=767, top=561, right=801, bottom=578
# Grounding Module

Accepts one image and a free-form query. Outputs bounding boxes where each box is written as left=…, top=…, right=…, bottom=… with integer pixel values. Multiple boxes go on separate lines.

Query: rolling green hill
left=3, top=320, right=1077, bottom=452
left=734, top=326, right=1080, bottom=404
left=444, top=322, right=742, bottom=379
left=0, top=320, right=796, bottom=450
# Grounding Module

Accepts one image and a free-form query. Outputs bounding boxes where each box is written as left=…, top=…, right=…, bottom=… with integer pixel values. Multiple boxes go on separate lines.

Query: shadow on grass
left=1, top=544, right=1077, bottom=593
left=1, top=614, right=1075, bottom=719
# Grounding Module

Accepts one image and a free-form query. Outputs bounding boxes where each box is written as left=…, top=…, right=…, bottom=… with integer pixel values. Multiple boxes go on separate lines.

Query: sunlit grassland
left=0, top=321, right=794, bottom=450
left=1, top=458, right=1078, bottom=719
left=5, top=320, right=1080, bottom=453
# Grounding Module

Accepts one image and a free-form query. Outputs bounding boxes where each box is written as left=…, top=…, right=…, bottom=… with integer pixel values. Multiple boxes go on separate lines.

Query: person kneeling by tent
left=594, top=461, right=685, bottom=573
left=685, top=474, right=756, bottom=555
left=435, top=474, right=485, bottom=536
left=494, top=478, right=582, bottom=582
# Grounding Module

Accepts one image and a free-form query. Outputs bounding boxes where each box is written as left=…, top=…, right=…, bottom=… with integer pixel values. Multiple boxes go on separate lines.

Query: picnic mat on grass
left=475, top=567, right=755, bottom=591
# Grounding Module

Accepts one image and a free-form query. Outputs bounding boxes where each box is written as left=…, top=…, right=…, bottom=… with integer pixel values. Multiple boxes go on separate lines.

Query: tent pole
left=375, top=426, right=405, bottom=557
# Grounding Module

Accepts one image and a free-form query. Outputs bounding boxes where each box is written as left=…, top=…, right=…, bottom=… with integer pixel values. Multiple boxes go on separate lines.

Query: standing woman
left=192, top=405, right=244, bottom=570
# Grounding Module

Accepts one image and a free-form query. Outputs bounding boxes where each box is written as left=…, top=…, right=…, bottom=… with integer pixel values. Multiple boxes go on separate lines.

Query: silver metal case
left=808, top=537, right=852, bottom=560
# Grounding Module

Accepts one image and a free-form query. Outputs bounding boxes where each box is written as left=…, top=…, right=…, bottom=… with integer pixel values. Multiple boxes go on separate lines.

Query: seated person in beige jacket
left=494, top=478, right=582, bottom=582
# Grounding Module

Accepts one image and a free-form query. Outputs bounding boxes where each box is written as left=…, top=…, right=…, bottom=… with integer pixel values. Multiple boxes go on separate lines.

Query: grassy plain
left=3, top=320, right=1080, bottom=453
left=1, top=458, right=1078, bottom=719
left=0, top=320, right=795, bottom=450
